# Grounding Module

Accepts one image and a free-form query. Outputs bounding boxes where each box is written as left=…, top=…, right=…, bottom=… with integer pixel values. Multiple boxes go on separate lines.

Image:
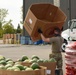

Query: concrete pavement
left=0, top=44, right=20, bottom=48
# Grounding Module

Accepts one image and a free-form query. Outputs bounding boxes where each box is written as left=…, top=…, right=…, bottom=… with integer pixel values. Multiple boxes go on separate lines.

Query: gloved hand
left=38, top=29, right=43, bottom=33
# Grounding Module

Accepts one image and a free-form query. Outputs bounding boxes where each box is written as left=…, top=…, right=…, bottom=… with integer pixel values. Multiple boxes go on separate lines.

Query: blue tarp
left=34, top=40, right=44, bottom=45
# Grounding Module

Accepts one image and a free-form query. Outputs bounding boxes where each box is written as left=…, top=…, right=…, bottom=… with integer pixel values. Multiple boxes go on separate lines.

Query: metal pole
left=68, top=0, right=71, bottom=41
left=23, top=0, right=25, bottom=21
left=23, top=0, right=25, bottom=36
left=69, top=0, right=71, bottom=20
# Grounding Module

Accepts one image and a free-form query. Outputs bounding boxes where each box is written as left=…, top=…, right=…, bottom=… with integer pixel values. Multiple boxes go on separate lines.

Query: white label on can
left=29, top=18, right=32, bottom=24
left=46, top=70, right=51, bottom=74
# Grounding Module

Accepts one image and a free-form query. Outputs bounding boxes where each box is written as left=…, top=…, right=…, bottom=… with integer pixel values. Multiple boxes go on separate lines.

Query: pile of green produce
left=0, top=55, right=56, bottom=71
left=0, top=62, right=41, bottom=71
left=17, top=55, right=57, bottom=63
left=0, top=55, right=42, bottom=71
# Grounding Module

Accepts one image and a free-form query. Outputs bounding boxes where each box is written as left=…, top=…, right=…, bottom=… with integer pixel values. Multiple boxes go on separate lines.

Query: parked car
left=61, top=19, right=76, bottom=52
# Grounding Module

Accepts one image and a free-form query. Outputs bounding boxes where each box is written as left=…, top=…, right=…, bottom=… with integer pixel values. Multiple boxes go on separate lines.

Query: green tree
left=3, top=20, right=15, bottom=34
left=0, top=9, right=8, bottom=38
left=0, top=28, right=3, bottom=38
left=16, top=24, right=22, bottom=33
left=0, top=9, right=8, bottom=24
left=0, top=22, right=3, bottom=38
left=0, top=22, right=2, bottom=28
left=20, top=6, right=23, bottom=25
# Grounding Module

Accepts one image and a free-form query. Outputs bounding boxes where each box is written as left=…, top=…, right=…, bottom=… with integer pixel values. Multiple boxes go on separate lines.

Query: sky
left=0, top=0, right=23, bottom=29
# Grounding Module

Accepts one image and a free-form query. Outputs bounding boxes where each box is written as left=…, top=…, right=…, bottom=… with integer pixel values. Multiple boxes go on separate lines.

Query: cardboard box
left=0, top=66, right=47, bottom=75
left=21, top=62, right=56, bottom=75
left=39, top=62, right=56, bottom=75
left=21, top=62, right=32, bottom=66
left=24, top=3, right=67, bottom=41
left=0, top=69, right=7, bottom=75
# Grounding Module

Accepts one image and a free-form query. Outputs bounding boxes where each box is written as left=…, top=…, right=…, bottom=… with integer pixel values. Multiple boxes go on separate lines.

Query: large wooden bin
left=0, top=66, right=47, bottom=75
left=21, top=62, right=56, bottom=75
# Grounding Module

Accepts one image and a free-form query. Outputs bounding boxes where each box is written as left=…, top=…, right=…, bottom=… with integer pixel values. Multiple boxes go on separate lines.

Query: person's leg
left=59, top=69, right=63, bottom=75
left=55, top=69, right=60, bottom=75
left=57, top=54, right=63, bottom=75
left=49, top=53, right=60, bottom=75
left=55, top=69, right=63, bottom=75
left=49, top=53, right=58, bottom=75
left=49, top=53, right=63, bottom=75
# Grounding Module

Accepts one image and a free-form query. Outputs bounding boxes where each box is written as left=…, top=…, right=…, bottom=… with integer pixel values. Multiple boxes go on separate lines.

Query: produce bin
left=21, top=62, right=56, bottom=75
left=0, top=66, right=47, bottom=75
left=24, top=3, right=67, bottom=41
left=39, top=62, right=56, bottom=75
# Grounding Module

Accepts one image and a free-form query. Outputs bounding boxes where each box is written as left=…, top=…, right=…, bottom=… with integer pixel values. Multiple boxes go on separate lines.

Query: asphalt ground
left=0, top=44, right=66, bottom=75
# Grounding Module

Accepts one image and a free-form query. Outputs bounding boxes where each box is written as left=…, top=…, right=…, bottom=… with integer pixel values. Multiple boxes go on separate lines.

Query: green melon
left=37, top=59, right=44, bottom=63
left=5, top=58, right=12, bottom=62
left=23, top=59, right=30, bottom=63
left=43, top=59, right=49, bottom=62
left=0, top=55, right=5, bottom=60
left=31, top=55, right=39, bottom=60
left=30, top=63, right=40, bottom=70
left=0, top=60, right=6, bottom=65
left=14, top=64, right=25, bottom=70
left=21, top=55, right=28, bottom=61
left=6, top=61, right=14, bottom=65
left=30, top=58, right=38, bottom=63
left=5, top=64, right=13, bottom=69
left=49, top=58, right=56, bottom=62
left=14, top=62, right=21, bottom=65
left=0, top=65, right=5, bottom=69
left=7, top=67, right=13, bottom=70
left=12, top=66, right=20, bottom=71
left=24, top=66, right=28, bottom=70
left=25, top=67, right=33, bottom=71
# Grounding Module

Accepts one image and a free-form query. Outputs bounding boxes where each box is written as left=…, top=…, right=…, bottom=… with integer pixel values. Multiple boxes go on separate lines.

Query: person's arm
left=38, top=29, right=50, bottom=42
left=31, top=37, right=37, bottom=42
left=40, top=33, right=50, bottom=42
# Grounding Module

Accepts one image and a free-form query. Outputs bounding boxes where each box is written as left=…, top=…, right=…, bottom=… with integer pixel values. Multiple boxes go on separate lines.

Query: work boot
left=55, top=69, right=60, bottom=75
left=55, top=69, right=63, bottom=75
left=60, top=69, right=63, bottom=75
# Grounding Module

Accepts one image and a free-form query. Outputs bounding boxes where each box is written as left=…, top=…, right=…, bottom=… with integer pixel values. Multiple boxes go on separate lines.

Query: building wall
left=60, top=0, right=76, bottom=30
left=71, top=1, right=76, bottom=19
left=24, top=0, right=53, bottom=17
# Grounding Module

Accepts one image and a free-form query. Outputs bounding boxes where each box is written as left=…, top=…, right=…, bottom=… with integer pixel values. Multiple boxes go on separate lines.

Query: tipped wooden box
left=24, top=3, right=67, bottom=41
